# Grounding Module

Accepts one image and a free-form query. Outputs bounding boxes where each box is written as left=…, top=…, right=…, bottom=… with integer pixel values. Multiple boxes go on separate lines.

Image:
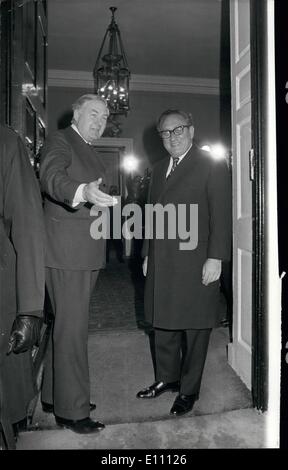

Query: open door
left=228, top=0, right=253, bottom=389
left=229, top=0, right=271, bottom=412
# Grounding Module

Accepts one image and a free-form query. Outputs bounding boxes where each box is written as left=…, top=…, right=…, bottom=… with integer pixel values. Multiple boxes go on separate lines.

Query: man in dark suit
left=0, top=125, right=45, bottom=446
left=137, top=109, right=231, bottom=416
left=39, top=94, right=117, bottom=434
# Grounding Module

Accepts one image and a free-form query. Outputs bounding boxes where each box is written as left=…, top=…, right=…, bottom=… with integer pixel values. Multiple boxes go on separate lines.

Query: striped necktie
left=167, top=157, right=179, bottom=179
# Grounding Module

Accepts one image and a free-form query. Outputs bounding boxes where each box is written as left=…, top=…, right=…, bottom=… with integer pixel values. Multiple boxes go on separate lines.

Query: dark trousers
left=41, top=268, right=98, bottom=420
left=154, top=328, right=212, bottom=396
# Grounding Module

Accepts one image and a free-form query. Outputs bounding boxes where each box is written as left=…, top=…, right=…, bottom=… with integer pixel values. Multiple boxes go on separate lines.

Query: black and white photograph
left=0, top=0, right=287, bottom=453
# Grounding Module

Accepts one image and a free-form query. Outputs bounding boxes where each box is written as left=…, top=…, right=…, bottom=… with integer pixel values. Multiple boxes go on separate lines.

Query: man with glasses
left=137, top=109, right=231, bottom=416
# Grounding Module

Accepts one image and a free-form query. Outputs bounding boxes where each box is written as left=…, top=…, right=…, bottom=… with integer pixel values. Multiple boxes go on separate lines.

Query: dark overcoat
left=143, top=145, right=232, bottom=330
left=0, top=126, right=45, bottom=423
left=40, top=127, right=109, bottom=270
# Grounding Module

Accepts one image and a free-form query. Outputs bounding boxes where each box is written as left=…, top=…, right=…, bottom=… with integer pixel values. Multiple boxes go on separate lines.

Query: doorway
left=96, top=137, right=134, bottom=257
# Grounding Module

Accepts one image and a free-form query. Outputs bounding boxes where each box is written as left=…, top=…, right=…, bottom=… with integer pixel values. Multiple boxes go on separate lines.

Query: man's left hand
left=7, top=315, right=42, bottom=355
left=202, top=258, right=222, bottom=286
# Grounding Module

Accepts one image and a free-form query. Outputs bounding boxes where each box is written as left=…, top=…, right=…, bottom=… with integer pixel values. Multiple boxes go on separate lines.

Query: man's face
left=159, top=114, right=194, bottom=157
left=74, top=99, right=109, bottom=143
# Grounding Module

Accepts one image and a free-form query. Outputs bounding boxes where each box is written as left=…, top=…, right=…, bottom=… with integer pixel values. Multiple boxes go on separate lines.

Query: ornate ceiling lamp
left=94, top=6, right=130, bottom=128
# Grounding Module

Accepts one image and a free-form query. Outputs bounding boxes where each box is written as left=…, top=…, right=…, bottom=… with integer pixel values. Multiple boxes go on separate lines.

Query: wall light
left=201, top=145, right=211, bottom=153
left=200, top=143, right=228, bottom=160
left=122, top=155, right=139, bottom=173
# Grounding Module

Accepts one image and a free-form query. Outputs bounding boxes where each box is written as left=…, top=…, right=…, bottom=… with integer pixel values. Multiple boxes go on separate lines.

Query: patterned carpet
left=89, top=254, right=148, bottom=332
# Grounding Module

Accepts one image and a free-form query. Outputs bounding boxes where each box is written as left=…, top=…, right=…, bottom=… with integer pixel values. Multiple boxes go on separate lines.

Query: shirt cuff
left=72, top=183, right=86, bottom=207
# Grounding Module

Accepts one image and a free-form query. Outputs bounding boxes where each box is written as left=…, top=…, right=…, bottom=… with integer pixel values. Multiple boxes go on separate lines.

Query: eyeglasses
left=159, top=125, right=190, bottom=140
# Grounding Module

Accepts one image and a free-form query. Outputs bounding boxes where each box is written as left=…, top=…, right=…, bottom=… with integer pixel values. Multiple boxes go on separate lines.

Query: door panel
left=236, top=114, right=252, bottom=220
left=238, top=249, right=252, bottom=345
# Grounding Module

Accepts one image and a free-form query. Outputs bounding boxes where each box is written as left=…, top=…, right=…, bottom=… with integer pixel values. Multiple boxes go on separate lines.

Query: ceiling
left=47, top=0, right=225, bottom=80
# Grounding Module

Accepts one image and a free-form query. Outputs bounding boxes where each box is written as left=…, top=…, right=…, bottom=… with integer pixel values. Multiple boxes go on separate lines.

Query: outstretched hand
left=83, top=179, right=118, bottom=207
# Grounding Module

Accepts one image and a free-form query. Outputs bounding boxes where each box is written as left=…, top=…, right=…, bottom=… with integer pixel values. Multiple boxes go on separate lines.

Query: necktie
left=167, top=157, right=179, bottom=179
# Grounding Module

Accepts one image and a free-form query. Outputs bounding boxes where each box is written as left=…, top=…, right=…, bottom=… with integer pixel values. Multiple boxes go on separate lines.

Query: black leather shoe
left=170, top=393, right=199, bottom=416
left=55, top=416, right=105, bottom=434
left=136, top=381, right=179, bottom=399
left=42, top=402, right=96, bottom=413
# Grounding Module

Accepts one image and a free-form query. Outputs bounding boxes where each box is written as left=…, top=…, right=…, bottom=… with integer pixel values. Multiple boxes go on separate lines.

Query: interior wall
left=47, top=86, right=222, bottom=175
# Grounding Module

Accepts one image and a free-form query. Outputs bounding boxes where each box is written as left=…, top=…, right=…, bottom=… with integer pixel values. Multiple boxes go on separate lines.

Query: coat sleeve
left=39, top=131, right=81, bottom=207
left=207, top=159, right=232, bottom=261
left=141, top=171, right=154, bottom=258
left=4, top=134, right=45, bottom=316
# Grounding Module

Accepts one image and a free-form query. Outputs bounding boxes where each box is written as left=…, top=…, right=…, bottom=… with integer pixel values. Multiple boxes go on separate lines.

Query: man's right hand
left=83, top=178, right=118, bottom=207
left=142, top=256, right=148, bottom=277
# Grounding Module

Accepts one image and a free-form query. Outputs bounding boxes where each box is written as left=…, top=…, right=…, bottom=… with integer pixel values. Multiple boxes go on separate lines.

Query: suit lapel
left=151, top=157, right=169, bottom=202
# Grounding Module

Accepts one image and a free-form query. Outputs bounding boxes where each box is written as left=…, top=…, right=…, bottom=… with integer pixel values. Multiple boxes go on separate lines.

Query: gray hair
left=72, top=94, right=109, bottom=113
left=157, top=109, right=194, bottom=131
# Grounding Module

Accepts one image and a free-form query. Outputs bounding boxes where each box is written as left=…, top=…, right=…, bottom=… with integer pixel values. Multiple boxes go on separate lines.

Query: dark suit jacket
left=143, top=145, right=232, bottom=329
left=0, top=125, right=45, bottom=422
left=40, top=127, right=109, bottom=270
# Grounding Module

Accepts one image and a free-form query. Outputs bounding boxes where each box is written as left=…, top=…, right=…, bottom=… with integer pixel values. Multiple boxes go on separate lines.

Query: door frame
left=249, top=0, right=268, bottom=411
left=274, top=0, right=288, bottom=448
left=96, top=137, right=133, bottom=196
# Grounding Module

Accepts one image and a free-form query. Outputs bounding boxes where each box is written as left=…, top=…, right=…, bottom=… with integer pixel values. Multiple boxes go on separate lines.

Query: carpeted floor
left=17, top=408, right=266, bottom=449
left=90, top=327, right=252, bottom=424
left=17, top=256, right=265, bottom=449
left=32, top=327, right=251, bottom=429
left=30, top=256, right=251, bottom=429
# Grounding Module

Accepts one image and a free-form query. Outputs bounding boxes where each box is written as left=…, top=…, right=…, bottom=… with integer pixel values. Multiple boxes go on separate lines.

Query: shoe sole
left=137, top=387, right=179, bottom=399
left=44, top=404, right=96, bottom=413
left=170, top=407, right=193, bottom=416
left=56, top=422, right=105, bottom=434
